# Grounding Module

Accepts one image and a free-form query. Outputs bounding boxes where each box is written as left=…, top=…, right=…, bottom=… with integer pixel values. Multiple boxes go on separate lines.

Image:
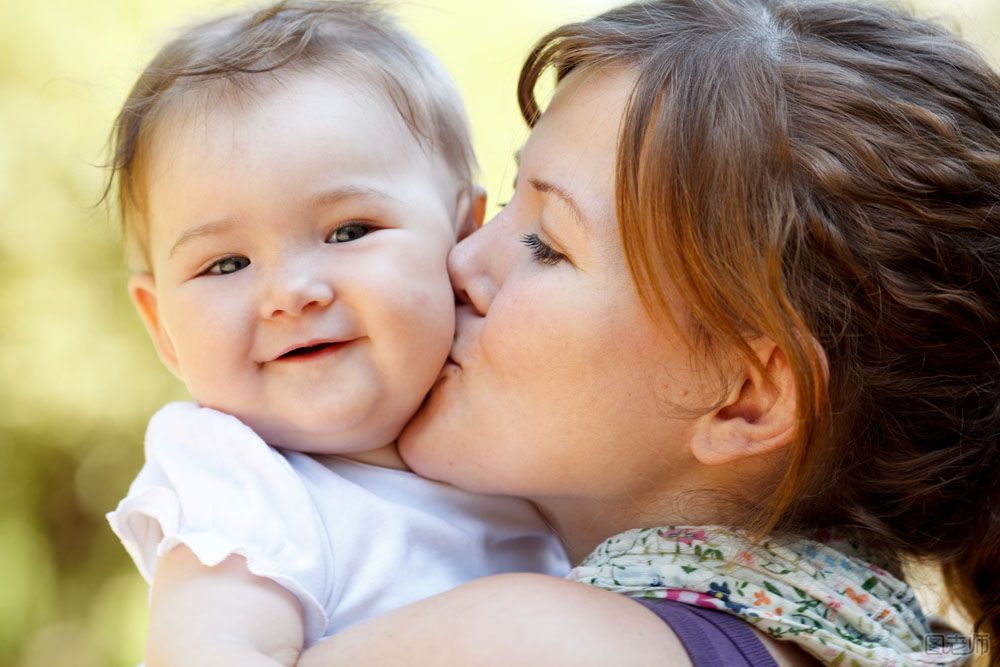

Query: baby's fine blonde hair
left=104, top=0, right=476, bottom=270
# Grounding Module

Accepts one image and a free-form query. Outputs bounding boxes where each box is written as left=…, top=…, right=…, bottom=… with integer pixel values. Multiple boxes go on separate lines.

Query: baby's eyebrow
left=168, top=186, right=401, bottom=260
left=309, top=185, right=400, bottom=209
left=169, top=219, right=237, bottom=259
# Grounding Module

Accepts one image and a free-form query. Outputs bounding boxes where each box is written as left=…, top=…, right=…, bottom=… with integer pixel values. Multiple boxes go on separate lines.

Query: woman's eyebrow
left=513, top=147, right=590, bottom=231
left=528, top=177, right=590, bottom=232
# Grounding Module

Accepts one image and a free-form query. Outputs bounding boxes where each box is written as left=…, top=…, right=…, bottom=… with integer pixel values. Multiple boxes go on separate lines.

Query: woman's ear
left=689, top=339, right=801, bottom=466
left=454, top=184, right=487, bottom=242
left=128, top=272, right=181, bottom=379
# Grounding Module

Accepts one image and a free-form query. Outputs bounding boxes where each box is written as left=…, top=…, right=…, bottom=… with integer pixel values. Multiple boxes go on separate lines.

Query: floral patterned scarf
left=568, top=526, right=969, bottom=666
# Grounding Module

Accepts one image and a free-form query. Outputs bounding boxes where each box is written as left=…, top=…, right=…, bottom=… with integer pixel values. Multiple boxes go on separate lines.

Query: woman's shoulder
left=457, top=573, right=695, bottom=666
left=299, top=572, right=690, bottom=666
left=753, top=626, right=822, bottom=667
left=299, top=573, right=820, bottom=667
left=488, top=576, right=818, bottom=667
left=632, top=595, right=820, bottom=667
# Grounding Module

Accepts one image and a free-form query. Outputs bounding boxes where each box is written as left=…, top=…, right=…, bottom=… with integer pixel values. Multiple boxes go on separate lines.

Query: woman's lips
left=434, top=358, right=461, bottom=385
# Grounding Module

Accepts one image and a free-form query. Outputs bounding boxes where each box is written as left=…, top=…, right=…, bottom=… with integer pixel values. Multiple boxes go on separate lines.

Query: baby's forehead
left=151, top=70, right=462, bottom=197
left=140, top=78, right=464, bottom=253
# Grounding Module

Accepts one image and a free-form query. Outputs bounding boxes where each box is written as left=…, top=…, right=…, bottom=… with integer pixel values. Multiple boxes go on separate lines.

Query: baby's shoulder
left=147, top=401, right=260, bottom=443
left=143, top=401, right=281, bottom=465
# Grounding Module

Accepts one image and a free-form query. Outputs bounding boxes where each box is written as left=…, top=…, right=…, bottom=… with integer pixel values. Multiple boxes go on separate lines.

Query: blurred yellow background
left=0, top=1, right=996, bottom=665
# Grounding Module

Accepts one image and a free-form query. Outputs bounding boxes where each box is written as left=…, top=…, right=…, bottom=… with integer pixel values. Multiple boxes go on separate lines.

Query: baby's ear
left=454, top=184, right=487, bottom=242
left=128, top=272, right=181, bottom=379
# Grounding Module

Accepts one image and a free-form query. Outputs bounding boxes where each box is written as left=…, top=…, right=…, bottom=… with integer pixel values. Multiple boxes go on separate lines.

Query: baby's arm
left=146, top=544, right=304, bottom=667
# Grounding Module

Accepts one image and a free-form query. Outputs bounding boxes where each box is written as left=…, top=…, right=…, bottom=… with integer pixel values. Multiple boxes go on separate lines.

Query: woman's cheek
left=481, top=288, right=550, bottom=384
left=484, top=282, right=590, bottom=392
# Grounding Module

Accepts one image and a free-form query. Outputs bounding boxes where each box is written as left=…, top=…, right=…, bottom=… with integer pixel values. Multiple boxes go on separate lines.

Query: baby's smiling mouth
left=274, top=339, right=349, bottom=362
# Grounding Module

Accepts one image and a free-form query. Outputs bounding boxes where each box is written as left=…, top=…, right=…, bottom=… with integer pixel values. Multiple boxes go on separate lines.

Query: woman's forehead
left=536, top=67, right=635, bottom=142
left=521, top=67, right=635, bottom=229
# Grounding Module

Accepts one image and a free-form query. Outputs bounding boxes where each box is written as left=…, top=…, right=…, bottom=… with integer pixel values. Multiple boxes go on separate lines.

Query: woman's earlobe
left=690, top=341, right=799, bottom=466
left=128, top=272, right=182, bottom=379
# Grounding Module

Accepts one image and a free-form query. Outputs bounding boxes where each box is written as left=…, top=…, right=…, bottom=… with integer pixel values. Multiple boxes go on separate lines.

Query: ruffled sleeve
left=106, top=402, right=331, bottom=645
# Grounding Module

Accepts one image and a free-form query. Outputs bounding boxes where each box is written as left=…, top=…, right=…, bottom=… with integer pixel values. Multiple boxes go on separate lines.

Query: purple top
left=634, top=598, right=779, bottom=667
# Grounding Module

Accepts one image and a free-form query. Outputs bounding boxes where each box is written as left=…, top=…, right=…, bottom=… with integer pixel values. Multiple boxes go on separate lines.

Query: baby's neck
left=338, top=441, right=409, bottom=471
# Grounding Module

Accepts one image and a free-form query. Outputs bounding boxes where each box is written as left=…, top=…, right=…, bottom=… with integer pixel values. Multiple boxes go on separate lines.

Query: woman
left=300, top=0, right=1000, bottom=664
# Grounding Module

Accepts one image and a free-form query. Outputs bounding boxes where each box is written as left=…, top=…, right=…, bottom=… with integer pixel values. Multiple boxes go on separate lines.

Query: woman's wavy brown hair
left=519, top=0, right=1000, bottom=659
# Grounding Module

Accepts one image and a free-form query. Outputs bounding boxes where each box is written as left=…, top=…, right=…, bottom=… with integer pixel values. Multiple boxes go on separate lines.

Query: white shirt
left=107, top=402, right=569, bottom=645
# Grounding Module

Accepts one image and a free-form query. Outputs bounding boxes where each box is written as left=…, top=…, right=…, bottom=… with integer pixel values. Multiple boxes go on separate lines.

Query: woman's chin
left=397, top=381, right=456, bottom=481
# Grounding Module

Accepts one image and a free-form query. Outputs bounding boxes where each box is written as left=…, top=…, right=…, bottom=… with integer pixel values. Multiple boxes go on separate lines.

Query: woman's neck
left=543, top=516, right=618, bottom=565
left=534, top=496, right=652, bottom=564
left=536, top=489, right=735, bottom=565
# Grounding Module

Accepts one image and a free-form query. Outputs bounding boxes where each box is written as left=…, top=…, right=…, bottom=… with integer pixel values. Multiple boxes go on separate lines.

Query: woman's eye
left=520, top=232, right=567, bottom=266
left=206, top=255, right=250, bottom=275
left=328, top=223, right=373, bottom=243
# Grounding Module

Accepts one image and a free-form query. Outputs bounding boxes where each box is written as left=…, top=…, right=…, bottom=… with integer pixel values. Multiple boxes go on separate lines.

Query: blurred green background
left=0, top=1, right=996, bottom=665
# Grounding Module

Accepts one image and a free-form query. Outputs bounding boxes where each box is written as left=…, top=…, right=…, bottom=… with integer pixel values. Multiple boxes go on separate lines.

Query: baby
left=104, top=2, right=568, bottom=665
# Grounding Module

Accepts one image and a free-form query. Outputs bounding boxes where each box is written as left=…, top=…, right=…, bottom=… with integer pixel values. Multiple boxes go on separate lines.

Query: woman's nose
left=447, top=215, right=509, bottom=316
left=259, top=265, right=335, bottom=320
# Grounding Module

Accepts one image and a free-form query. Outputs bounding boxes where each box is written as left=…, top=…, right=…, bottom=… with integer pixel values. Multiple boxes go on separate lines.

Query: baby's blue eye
left=207, top=256, right=250, bottom=275
left=328, top=223, right=372, bottom=243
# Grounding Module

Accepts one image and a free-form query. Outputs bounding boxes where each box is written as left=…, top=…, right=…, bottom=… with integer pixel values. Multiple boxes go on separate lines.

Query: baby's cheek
left=166, top=293, right=254, bottom=390
left=380, top=273, right=454, bottom=370
left=401, top=259, right=456, bottom=329
left=412, top=284, right=456, bottom=354
left=405, top=278, right=449, bottom=314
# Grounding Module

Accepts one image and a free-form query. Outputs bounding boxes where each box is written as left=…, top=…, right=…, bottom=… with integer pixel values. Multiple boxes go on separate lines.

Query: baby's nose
left=259, top=270, right=335, bottom=319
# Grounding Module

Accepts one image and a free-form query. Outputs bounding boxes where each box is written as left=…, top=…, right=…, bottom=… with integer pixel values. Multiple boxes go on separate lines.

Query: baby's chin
left=258, top=423, right=408, bottom=470
left=193, top=387, right=421, bottom=463
left=241, top=410, right=404, bottom=457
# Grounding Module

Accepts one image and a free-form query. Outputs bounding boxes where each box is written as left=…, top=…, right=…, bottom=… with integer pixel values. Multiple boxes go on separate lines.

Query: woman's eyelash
left=520, top=233, right=566, bottom=266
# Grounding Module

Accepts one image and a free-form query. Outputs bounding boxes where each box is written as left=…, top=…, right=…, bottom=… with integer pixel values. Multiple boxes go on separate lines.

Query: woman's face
left=399, top=68, right=712, bottom=506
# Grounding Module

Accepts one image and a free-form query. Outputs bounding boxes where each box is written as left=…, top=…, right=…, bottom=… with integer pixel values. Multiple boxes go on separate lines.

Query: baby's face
left=131, top=72, right=462, bottom=454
